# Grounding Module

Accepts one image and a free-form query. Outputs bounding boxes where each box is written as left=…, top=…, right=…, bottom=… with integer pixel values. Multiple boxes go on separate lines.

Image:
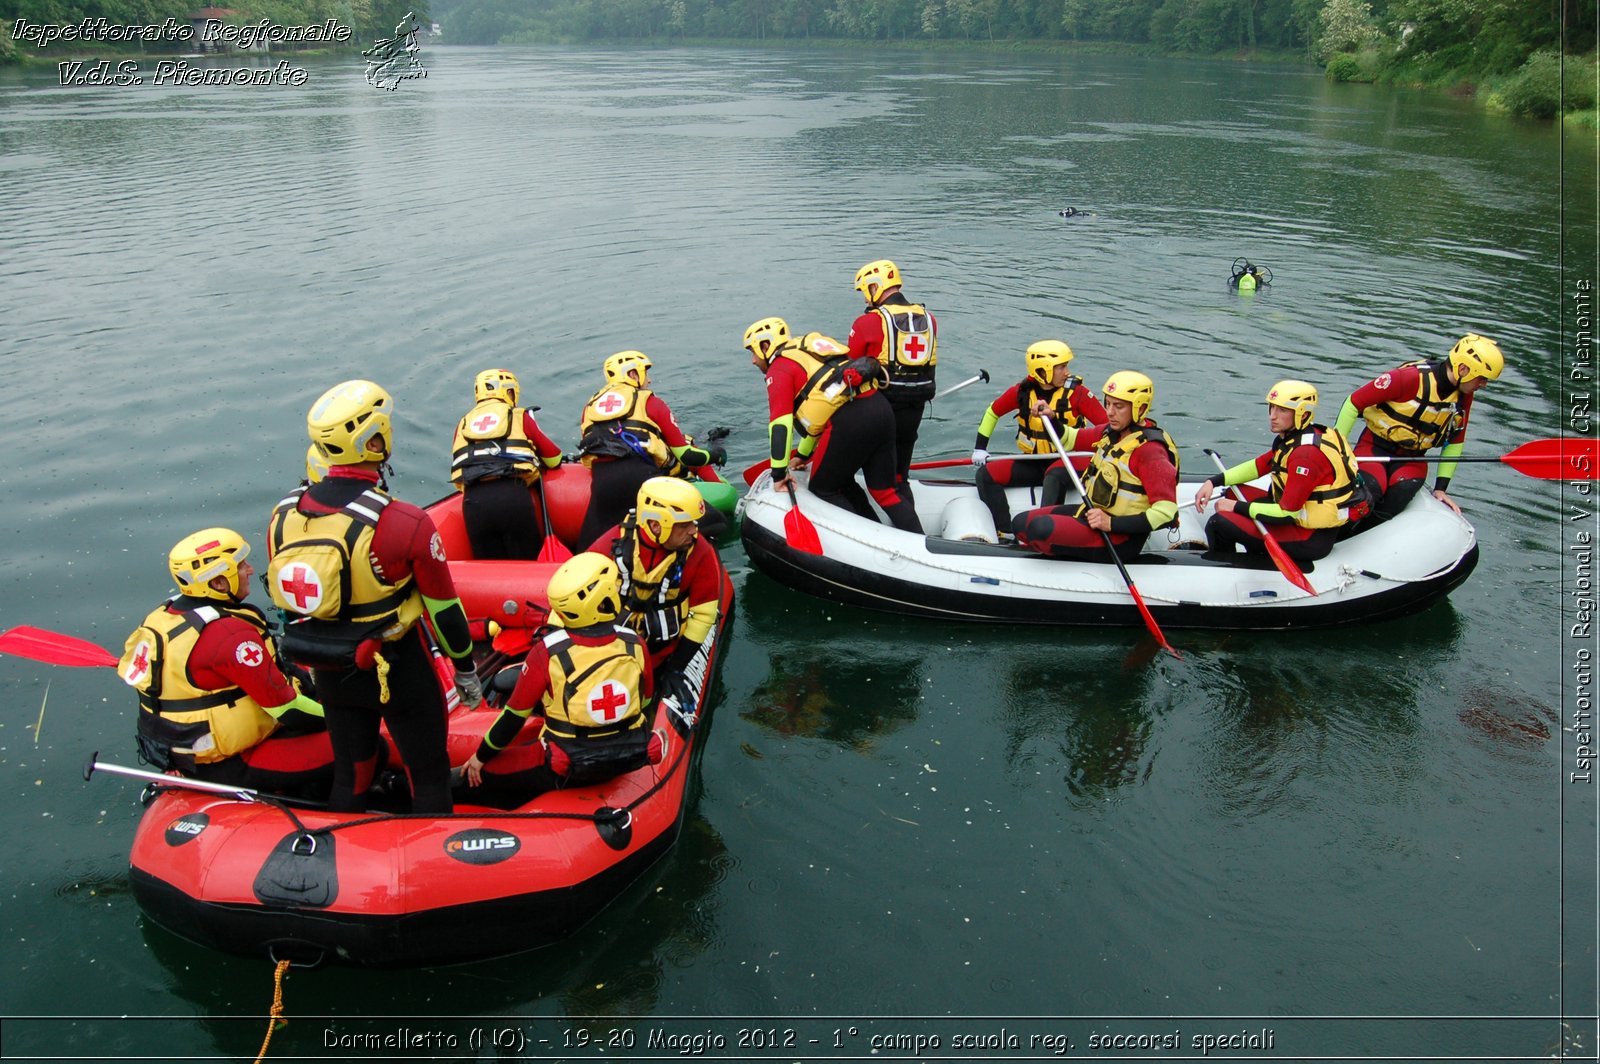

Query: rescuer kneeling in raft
left=120, top=528, right=334, bottom=800
left=586, top=477, right=719, bottom=706
left=1194, top=380, right=1369, bottom=563
left=457, top=552, right=665, bottom=807
left=450, top=368, right=563, bottom=560
left=1012, top=371, right=1180, bottom=563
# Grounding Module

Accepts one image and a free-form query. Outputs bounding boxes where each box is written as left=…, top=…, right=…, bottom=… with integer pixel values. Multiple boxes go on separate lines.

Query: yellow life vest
left=609, top=512, right=693, bottom=644
left=119, top=599, right=279, bottom=769
left=1014, top=376, right=1087, bottom=455
left=1268, top=425, right=1363, bottom=530
left=450, top=400, right=541, bottom=486
left=874, top=302, right=937, bottom=399
left=1079, top=421, right=1181, bottom=521
left=538, top=627, right=649, bottom=741
left=1361, top=360, right=1463, bottom=453
left=578, top=383, right=679, bottom=473
left=266, top=485, right=425, bottom=645
left=781, top=332, right=874, bottom=440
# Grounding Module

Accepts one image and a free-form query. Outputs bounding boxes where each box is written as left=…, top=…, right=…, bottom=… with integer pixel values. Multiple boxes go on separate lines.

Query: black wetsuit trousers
left=462, top=477, right=544, bottom=560
left=312, top=626, right=452, bottom=814
left=578, top=455, right=658, bottom=550
left=811, top=392, right=921, bottom=533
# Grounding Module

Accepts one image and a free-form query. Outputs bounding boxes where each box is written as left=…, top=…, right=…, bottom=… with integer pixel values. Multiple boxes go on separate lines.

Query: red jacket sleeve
left=680, top=538, right=720, bottom=609
left=1070, top=385, right=1107, bottom=425
left=765, top=358, right=808, bottom=420
left=1348, top=365, right=1422, bottom=413
left=645, top=394, right=690, bottom=448
left=523, top=411, right=564, bottom=460
left=189, top=617, right=298, bottom=709
left=846, top=311, right=884, bottom=358
left=371, top=501, right=460, bottom=601
left=1128, top=440, right=1178, bottom=505
left=988, top=383, right=1023, bottom=419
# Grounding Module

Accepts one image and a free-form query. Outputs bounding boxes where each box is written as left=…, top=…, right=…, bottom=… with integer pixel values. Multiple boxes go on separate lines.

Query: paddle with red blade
left=1204, top=448, right=1317, bottom=596
left=0, top=626, right=118, bottom=668
left=782, top=479, right=824, bottom=555
left=535, top=478, right=572, bottom=563
left=1354, top=437, right=1598, bottom=480
left=1041, top=422, right=1180, bottom=660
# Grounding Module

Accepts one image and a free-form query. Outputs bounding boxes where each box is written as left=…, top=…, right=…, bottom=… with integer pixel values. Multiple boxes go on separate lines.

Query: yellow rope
left=253, top=959, right=291, bottom=1064
left=374, top=648, right=391, bottom=704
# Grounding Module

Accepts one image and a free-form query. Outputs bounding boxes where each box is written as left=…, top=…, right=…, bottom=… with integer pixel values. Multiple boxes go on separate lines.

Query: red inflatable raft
left=122, top=466, right=733, bottom=967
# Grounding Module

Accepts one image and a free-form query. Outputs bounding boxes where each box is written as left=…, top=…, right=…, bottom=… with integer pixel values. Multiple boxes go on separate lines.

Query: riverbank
left=1325, top=46, right=1598, bottom=127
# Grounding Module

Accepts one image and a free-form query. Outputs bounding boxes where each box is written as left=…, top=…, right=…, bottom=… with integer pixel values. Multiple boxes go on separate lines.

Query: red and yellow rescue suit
left=1333, top=360, right=1474, bottom=503
left=577, top=383, right=720, bottom=549
left=974, top=376, right=1108, bottom=530
left=464, top=622, right=660, bottom=806
left=589, top=515, right=721, bottom=675
left=450, top=400, right=563, bottom=561
left=1203, top=424, right=1367, bottom=563
left=1014, top=420, right=1180, bottom=563
left=763, top=332, right=922, bottom=533
left=119, top=597, right=333, bottom=799
left=267, top=466, right=475, bottom=814
left=847, top=292, right=938, bottom=492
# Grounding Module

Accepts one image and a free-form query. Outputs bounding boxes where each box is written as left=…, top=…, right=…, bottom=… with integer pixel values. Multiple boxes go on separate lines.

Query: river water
left=0, top=44, right=1594, bottom=1062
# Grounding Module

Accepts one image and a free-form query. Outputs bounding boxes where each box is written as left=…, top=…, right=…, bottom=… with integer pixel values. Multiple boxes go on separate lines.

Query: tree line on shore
left=429, top=0, right=1594, bottom=119
left=4, top=0, right=1592, bottom=120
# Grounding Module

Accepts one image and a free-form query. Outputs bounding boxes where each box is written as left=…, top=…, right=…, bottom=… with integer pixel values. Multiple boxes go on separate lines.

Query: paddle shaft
left=535, top=477, right=572, bottom=563
left=1041, top=422, right=1180, bottom=659
left=931, top=368, right=990, bottom=402
left=83, top=753, right=324, bottom=806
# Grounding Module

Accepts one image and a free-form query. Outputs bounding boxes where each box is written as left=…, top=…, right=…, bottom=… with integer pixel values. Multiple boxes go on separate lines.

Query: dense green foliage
left=429, top=0, right=1319, bottom=50
left=423, top=0, right=1588, bottom=63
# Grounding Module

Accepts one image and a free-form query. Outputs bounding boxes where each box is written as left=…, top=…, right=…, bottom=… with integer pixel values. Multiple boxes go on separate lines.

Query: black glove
left=659, top=669, right=697, bottom=712
left=664, top=638, right=701, bottom=677
left=705, top=441, right=728, bottom=467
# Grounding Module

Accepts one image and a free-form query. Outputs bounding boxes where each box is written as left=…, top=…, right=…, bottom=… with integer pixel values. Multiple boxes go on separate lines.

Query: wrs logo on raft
left=443, top=829, right=520, bottom=865
left=165, top=813, right=209, bottom=846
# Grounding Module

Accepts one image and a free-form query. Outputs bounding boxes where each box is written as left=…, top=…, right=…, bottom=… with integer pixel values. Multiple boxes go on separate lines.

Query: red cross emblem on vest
left=237, top=641, right=264, bottom=667
left=279, top=565, right=322, bottom=612
left=587, top=680, right=631, bottom=724
left=471, top=412, right=501, bottom=433
left=124, top=641, right=152, bottom=685
left=903, top=334, right=927, bottom=362
left=595, top=392, right=625, bottom=416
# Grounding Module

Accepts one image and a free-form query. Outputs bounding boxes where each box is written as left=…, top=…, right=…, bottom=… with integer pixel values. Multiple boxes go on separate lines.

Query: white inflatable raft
left=739, top=472, right=1478, bottom=630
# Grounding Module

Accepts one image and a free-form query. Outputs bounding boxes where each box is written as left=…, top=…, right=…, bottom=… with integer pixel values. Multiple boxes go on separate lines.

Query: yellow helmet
left=1448, top=334, right=1504, bottom=384
left=1266, top=379, right=1318, bottom=430
left=743, top=317, right=791, bottom=365
left=1025, top=340, right=1074, bottom=388
left=304, top=444, right=331, bottom=484
left=1102, top=371, right=1155, bottom=422
left=307, top=380, right=392, bottom=464
left=637, top=476, right=707, bottom=544
left=603, top=350, right=652, bottom=386
left=546, top=552, right=622, bottom=629
left=169, top=528, right=251, bottom=602
left=853, top=259, right=901, bottom=305
left=474, top=368, right=519, bottom=405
